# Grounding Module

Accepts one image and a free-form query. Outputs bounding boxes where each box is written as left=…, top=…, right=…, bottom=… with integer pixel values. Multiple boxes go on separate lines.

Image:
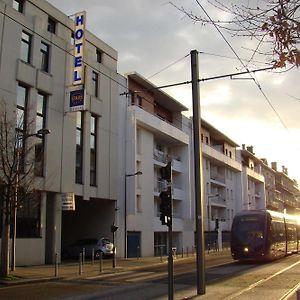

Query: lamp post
left=11, top=128, right=50, bottom=271
left=124, top=171, right=142, bottom=258
left=207, top=194, right=219, bottom=252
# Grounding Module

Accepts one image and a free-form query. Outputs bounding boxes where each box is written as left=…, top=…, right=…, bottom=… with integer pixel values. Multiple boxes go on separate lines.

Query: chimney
left=261, top=158, right=268, bottom=166
left=246, top=146, right=254, bottom=154
left=271, top=162, right=277, bottom=171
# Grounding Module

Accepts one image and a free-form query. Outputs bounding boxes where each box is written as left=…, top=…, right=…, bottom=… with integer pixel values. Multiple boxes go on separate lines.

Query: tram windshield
left=232, top=215, right=265, bottom=243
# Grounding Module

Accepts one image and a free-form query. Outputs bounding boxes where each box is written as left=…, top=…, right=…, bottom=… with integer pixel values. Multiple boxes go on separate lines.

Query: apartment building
left=271, top=162, right=300, bottom=214
left=200, top=120, right=241, bottom=246
left=236, top=145, right=266, bottom=212
left=260, top=159, right=283, bottom=211
left=118, top=72, right=194, bottom=258
left=0, top=0, right=119, bottom=265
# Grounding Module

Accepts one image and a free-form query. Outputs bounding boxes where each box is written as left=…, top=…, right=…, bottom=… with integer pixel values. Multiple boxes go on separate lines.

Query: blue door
left=127, top=231, right=141, bottom=258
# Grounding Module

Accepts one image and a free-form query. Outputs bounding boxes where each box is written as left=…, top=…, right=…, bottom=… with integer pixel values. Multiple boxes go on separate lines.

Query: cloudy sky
left=48, top=0, right=300, bottom=185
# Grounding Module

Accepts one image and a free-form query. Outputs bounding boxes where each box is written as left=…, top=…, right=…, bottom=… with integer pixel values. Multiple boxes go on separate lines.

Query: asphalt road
left=1, top=253, right=299, bottom=299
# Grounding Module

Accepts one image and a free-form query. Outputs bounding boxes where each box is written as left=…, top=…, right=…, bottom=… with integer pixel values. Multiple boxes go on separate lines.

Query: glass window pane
left=37, top=94, right=44, bottom=114
left=76, top=112, right=82, bottom=129
left=21, top=32, right=31, bottom=63
left=36, top=115, right=43, bottom=132
left=16, top=108, right=24, bottom=129
left=76, top=130, right=81, bottom=145
left=90, top=116, right=95, bottom=133
left=17, top=85, right=26, bottom=107
left=90, top=135, right=95, bottom=149
left=22, top=31, right=30, bottom=42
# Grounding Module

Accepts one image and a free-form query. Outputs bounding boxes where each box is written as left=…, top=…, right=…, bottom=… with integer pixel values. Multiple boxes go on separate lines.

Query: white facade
left=118, top=73, right=194, bottom=257
left=0, top=0, right=119, bottom=265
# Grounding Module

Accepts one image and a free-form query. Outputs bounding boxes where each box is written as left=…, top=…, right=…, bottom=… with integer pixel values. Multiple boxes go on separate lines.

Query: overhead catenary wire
left=146, top=54, right=190, bottom=80
left=1, top=3, right=290, bottom=134
left=194, top=0, right=289, bottom=131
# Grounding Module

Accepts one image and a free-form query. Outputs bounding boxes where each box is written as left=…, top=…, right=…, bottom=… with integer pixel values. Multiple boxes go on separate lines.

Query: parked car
left=64, top=238, right=114, bottom=259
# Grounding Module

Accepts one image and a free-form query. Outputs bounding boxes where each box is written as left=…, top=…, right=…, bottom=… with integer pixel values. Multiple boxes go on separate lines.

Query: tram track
left=199, top=254, right=300, bottom=300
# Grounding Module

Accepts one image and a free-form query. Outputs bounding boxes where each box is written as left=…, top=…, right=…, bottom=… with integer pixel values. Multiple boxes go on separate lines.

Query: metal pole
left=124, top=175, right=127, bottom=258
left=208, top=198, right=210, bottom=253
left=11, top=149, right=19, bottom=272
left=55, top=253, right=58, bottom=277
left=168, top=223, right=174, bottom=300
left=112, top=231, right=116, bottom=268
left=191, top=49, right=205, bottom=295
left=99, top=252, right=103, bottom=273
left=79, top=253, right=83, bottom=275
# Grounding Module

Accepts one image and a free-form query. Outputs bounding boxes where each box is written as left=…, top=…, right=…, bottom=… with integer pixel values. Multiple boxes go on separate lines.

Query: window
left=35, top=93, right=47, bottom=176
left=136, top=195, right=142, bottom=213
left=16, top=84, right=28, bottom=164
left=137, top=95, right=142, bottom=107
left=76, top=112, right=83, bottom=183
left=92, top=71, right=98, bottom=97
left=96, top=49, right=102, bottom=63
left=47, top=17, right=56, bottom=34
left=21, top=31, right=31, bottom=63
left=16, top=191, right=41, bottom=238
left=90, top=115, right=97, bottom=186
left=40, top=42, right=50, bottom=72
left=13, top=0, right=24, bottom=13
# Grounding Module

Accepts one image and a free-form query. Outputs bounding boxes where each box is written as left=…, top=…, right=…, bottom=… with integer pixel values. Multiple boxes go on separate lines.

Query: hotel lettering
left=73, top=12, right=86, bottom=85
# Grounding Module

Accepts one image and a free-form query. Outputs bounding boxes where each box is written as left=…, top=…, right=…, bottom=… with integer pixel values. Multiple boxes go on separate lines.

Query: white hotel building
left=0, top=0, right=119, bottom=265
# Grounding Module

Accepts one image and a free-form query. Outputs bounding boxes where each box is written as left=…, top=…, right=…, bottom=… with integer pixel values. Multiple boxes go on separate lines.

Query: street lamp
left=207, top=194, right=219, bottom=252
left=11, top=128, right=50, bottom=271
left=124, top=171, right=142, bottom=258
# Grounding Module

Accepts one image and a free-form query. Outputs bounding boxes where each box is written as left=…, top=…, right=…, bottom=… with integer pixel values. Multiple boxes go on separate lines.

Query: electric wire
left=195, top=0, right=289, bottom=131
left=146, top=54, right=190, bottom=80
left=0, top=3, right=291, bottom=136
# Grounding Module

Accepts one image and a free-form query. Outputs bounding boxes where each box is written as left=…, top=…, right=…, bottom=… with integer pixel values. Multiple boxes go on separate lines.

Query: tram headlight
left=244, top=247, right=249, bottom=252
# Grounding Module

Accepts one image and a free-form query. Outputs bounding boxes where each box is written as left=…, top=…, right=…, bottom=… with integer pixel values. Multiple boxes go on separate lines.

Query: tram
left=231, top=210, right=300, bottom=261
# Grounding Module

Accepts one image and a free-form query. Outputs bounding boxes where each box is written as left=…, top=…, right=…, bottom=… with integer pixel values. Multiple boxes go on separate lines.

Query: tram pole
left=191, top=49, right=205, bottom=295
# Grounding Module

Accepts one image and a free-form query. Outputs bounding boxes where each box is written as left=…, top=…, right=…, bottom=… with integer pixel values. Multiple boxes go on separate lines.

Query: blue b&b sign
left=70, top=89, right=85, bottom=112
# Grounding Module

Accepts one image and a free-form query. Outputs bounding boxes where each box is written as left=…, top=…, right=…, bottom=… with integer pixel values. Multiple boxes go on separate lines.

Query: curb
left=0, top=276, right=63, bottom=286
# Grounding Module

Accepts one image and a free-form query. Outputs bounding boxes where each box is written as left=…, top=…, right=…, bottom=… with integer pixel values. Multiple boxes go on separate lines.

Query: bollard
left=137, top=246, right=140, bottom=260
left=112, top=246, right=116, bottom=268
left=79, top=253, right=83, bottom=275
left=186, top=246, right=189, bottom=257
left=160, top=245, right=163, bottom=262
left=82, top=248, right=85, bottom=265
left=99, top=252, right=103, bottom=273
left=182, top=247, right=184, bottom=258
left=192, top=246, right=194, bottom=256
left=92, top=248, right=95, bottom=265
left=55, top=253, right=58, bottom=277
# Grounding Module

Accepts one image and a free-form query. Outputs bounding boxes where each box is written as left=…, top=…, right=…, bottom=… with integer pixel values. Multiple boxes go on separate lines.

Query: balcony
left=131, top=106, right=189, bottom=145
left=202, top=143, right=241, bottom=171
left=246, top=167, right=265, bottom=183
left=153, top=149, right=167, bottom=164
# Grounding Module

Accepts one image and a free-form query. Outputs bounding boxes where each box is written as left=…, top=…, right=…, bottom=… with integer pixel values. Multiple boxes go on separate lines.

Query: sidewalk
left=1, top=249, right=229, bottom=286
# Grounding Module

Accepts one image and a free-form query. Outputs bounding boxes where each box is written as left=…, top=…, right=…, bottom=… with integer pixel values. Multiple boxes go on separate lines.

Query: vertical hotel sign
left=70, top=11, right=86, bottom=112
left=73, top=11, right=85, bottom=85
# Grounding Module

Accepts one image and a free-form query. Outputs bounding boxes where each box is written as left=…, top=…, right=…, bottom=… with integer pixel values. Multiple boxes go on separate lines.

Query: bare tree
left=171, top=0, right=300, bottom=67
left=0, top=100, right=39, bottom=277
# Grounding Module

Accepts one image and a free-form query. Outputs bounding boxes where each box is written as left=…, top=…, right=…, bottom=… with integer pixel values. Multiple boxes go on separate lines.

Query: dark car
left=64, top=238, right=114, bottom=259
